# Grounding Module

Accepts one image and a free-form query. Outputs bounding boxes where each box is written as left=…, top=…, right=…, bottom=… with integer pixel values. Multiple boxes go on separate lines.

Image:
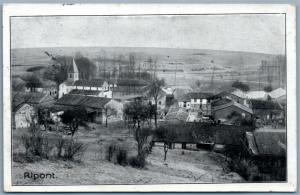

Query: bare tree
left=103, top=104, right=118, bottom=128
left=44, top=63, right=68, bottom=98
left=147, top=78, right=165, bottom=128
left=61, top=106, right=88, bottom=136
left=22, top=74, right=42, bottom=92
left=156, top=127, right=176, bottom=161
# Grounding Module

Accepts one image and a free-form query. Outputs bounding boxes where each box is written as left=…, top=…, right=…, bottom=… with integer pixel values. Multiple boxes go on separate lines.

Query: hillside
left=11, top=47, right=284, bottom=90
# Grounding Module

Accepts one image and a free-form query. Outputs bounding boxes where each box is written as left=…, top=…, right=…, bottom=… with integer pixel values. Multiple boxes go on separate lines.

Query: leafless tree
left=147, top=78, right=165, bottom=128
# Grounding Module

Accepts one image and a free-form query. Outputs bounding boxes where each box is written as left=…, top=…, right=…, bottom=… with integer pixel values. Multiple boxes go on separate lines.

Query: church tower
left=67, top=58, right=79, bottom=82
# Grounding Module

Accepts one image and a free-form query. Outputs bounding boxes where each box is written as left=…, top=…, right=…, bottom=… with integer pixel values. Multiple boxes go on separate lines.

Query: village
left=12, top=51, right=287, bottom=184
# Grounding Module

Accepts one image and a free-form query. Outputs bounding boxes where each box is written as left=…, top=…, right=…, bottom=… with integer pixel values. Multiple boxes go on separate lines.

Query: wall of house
left=213, top=105, right=252, bottom=121
left=59, top=83, right=75, bottom=98
left=14, top=105, right=35, bottom=129
left=178, top=101, right=191, bottom=109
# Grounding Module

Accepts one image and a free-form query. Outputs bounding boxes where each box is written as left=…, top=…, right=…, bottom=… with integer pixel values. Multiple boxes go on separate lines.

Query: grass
left=12, top=122, right=244, bottom=185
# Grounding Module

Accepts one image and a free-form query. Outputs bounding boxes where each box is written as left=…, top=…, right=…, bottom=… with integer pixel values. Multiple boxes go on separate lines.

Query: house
left=55, top=94, right=115, bottom=124
left=25, top=80, right=57, bottom=97
left=177, top=93, right=191, bottom=110
left=58, top=58, right=113, bottom=98
left=12, top=92, right=55, bottom=108
left=212, top=98, right=253, bottom=124
left=268, top=88, right=286, bottom=104
left=14, top=103, right=36, bottom=128
left=178, top=92, right=213, bottom=116
left=245, top=128, right=286, bottom=180
left=250, top=99, right=284, bottom=125
left=231, top=89, right=268, bottom=100
left=112, top=79, right=148, bottom=97
left=104, top=99, right=124, bottom=122
left=165, top=107, right=189, bottom=122
left=210, top=91, right=250, bottom=107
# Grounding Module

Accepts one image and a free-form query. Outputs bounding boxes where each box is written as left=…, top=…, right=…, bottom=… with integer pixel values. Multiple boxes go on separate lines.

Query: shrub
left=106, top=142, right=118, bottom=162
left=116, top=148, right=128, bottom=166
left=105, top=142, right=129, bottom=166
left=128, top=155, right=146, bottom=168
left=62, top=139, right=86, bottom=161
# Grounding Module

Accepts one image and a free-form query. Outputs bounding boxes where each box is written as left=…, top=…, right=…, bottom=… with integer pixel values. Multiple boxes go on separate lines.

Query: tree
left=103, top=104, right=118, bottom=128
left=123, top=100, right=154, bottom=157
left=44, top=63, right=68, bottom=98
left=147, top=78, right=165, bottom=128
left=155, top=127, right=176, bottom=161
left=22, top=74, right=42, bottom=92
left=37, top=108, right=50, bottom=131
left=264, top=85, right=273, bottom=92
left=61, top=107, right=87, bottom=136
left=12, top=78, right=25, bottom=92
left=232, top=80, right=250, bottom=92
left=123, top=99, right=153, bottom=129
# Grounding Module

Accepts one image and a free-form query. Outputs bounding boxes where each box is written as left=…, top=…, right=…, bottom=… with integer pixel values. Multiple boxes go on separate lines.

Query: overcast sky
left=11, top=14, right=285, bottom=54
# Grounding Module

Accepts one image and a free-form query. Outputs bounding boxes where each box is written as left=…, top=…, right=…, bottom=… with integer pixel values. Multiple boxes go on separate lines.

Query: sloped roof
left=247, top=128, right=286, bottom=156
left=177, top=92, right=213, bottom=102
left=74, top=80, right=106, bottom=87
left=165, top=108, right=189, bottom=122
left=69, top=89, right=101, bottom=96
left=246, top=91, right=268, bottom=99
left=12, top=92, right=54, bottom=106
left=269, top=88, right=286, bottom=99
left=213, top=100, right=253, bottom=114
left=55, top=94, right=111, bottom=109
left=67, top=58, right=79, bottom=73
left=231, top=89, right=247, bottom=99
left=116, top=79, right=149, bottom=86
left=187, top=92, right=214, bottom=99
left=250, top=99, right=283, bottom=110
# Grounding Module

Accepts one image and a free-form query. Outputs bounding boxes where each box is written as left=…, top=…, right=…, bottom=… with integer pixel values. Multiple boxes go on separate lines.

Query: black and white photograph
left=3, top=4, right=297, bottom=192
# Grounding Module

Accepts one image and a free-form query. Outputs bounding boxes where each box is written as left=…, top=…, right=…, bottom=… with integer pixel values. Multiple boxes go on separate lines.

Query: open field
left=12, top=123, right=243, bottom=185
left=11, top=47, right=282, bottom=90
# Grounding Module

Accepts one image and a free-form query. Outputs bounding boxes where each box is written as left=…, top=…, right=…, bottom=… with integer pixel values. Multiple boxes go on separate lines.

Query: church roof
left=67, top=58, right=79, bottom=73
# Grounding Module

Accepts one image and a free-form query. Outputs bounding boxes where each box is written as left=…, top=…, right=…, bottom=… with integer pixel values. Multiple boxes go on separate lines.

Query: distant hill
left=11, top=47, right=285, bottom=89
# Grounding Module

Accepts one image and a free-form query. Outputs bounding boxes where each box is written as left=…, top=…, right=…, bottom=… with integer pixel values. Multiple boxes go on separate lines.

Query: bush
left=116, top=148, right=128, bottom=166
left=128, top=155, right=146, bottom=168
left=62, top=139, right=86, bottom=161
left=105, top=142, right=128, bottom=166
left=106, top=142, right=118, bottom=162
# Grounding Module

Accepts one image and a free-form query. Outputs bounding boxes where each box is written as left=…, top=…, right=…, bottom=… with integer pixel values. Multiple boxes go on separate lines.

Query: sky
left=11, top=14, right=285, bottom=54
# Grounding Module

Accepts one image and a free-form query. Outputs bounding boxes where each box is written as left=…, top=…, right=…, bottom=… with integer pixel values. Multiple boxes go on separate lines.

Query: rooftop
left=55, top=94, right=111, bottom=109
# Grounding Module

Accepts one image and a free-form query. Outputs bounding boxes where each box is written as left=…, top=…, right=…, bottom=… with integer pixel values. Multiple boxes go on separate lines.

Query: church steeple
left=67, top=58, right=79, bottom=82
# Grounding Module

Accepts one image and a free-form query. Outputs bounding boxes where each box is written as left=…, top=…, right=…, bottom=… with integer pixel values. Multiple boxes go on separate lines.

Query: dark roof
left=116, top=79, right=149, bottom=87
left=12, top=92, right=54, bottom=106
left=209, top=91, right=242, bottom=100
left=55, top=94, right=110, bottom=109
left=247, top=129, right=286, bottom=156
left=187, top=92, right=214, bottom=99
left=211, top=98, right=231, bottom=107
left=178, top=92, right=214, bottom=101
left=250, top=99, right=283, bottom=110
left=92, top=78, right=117, bottom=84
left=69, top=89, right=101, bottom=96
left=177, top=93, right=191, bottom=102
left=74, top=80, right=106, bottom=88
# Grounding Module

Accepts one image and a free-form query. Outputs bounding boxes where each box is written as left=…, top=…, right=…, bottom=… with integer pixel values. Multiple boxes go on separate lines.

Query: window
left=159, top=101, right=161, bottom=105
left=69, top=74, right=72, bottom=78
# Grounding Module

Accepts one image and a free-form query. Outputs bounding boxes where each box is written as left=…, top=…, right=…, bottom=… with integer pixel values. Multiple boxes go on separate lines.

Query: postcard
left=3, top=4, right=297, bottom=192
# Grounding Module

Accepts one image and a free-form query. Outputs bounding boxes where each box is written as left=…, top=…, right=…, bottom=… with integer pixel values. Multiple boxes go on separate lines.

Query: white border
left=3, top=4, right=297, bottom=192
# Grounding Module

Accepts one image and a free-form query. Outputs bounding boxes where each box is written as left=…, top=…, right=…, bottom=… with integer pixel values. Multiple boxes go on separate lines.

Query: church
left=58, top=58, right=114, bottom=99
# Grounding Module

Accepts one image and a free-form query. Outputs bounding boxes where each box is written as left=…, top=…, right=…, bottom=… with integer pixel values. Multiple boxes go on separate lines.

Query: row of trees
left=232, top=80, right=273, bottom=92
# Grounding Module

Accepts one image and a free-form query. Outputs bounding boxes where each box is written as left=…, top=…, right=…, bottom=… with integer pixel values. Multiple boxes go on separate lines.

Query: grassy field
left=12, top=122, right=243, bottom=185
left=11, top=47, right=282, bottom=90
